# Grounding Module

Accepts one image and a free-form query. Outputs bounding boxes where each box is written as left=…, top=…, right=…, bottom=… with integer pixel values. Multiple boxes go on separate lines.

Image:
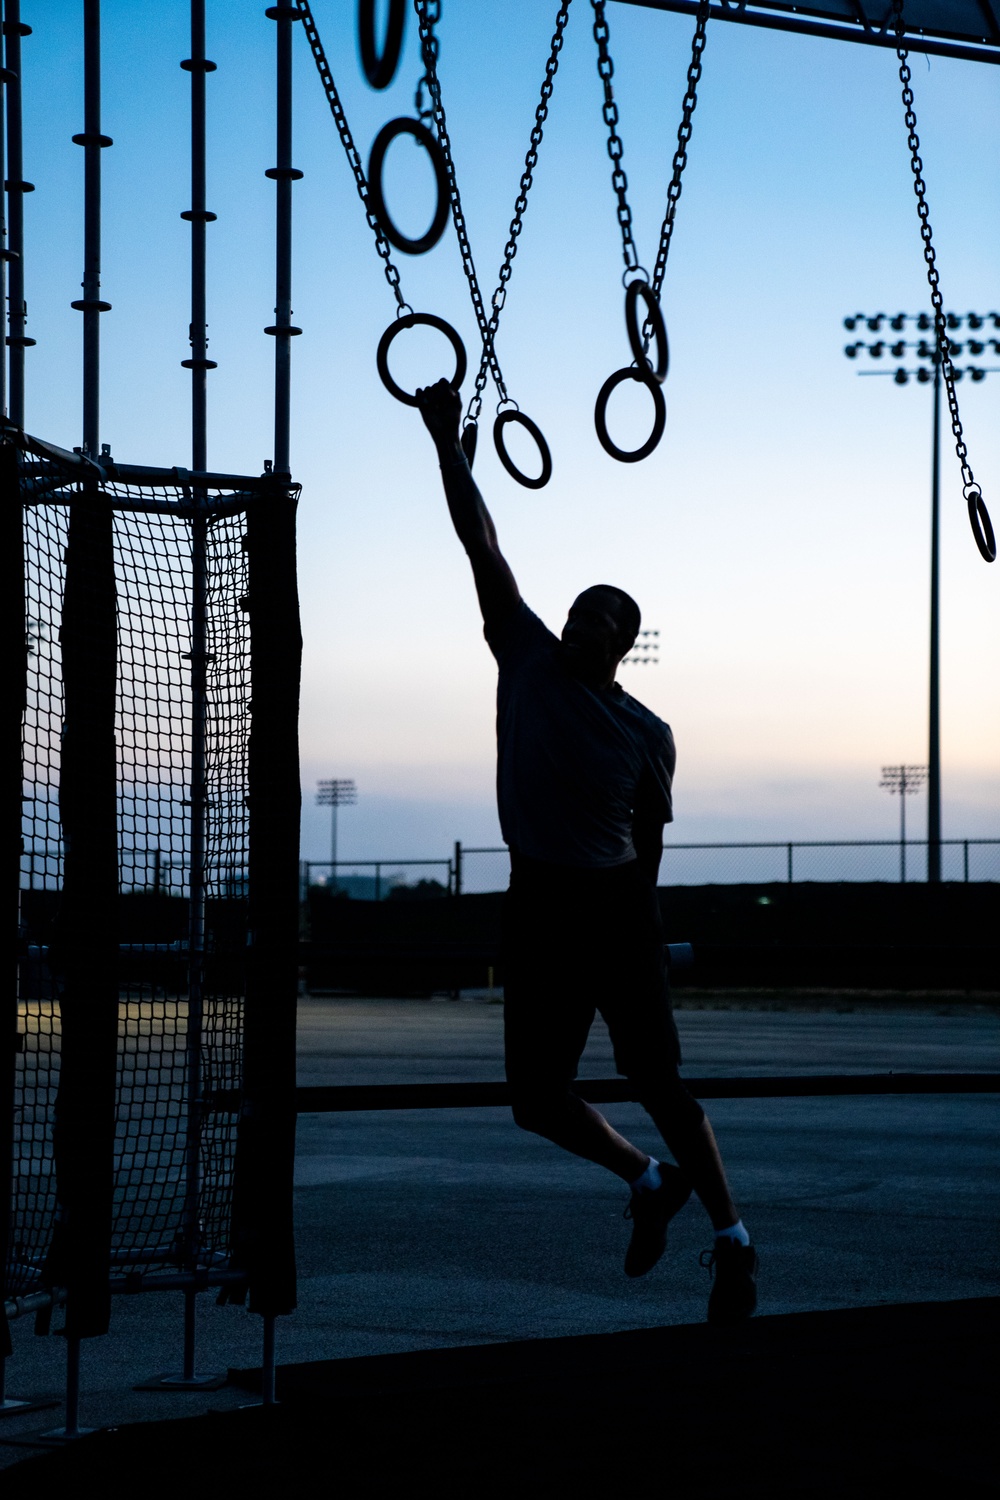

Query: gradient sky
left=14, top=0, right=1000, bottom=865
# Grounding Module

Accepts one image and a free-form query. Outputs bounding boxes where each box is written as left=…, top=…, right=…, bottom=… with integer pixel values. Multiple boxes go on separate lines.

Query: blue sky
left=14, top=0, right=1000, bottom=864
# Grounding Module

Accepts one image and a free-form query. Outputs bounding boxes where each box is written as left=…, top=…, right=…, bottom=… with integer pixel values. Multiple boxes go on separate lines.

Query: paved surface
left=8, top=1300, right=998, bottom=1493
left=2, top=997, right=998, bottom=1462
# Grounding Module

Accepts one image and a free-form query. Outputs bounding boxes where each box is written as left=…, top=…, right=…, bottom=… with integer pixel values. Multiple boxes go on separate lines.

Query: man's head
left=560, top=585, right=641, bottom=688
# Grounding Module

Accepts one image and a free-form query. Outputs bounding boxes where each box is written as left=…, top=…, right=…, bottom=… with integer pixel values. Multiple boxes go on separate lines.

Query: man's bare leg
left=658, top=1115, right=739, bottom=1231
left=517, top=1097, right=739, bottom=1228
left=518, top=1097, right=649, bottom=1182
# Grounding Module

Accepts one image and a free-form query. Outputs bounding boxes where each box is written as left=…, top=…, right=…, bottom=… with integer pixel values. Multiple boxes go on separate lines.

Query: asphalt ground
left=2, top=997, right=998, bottom=1468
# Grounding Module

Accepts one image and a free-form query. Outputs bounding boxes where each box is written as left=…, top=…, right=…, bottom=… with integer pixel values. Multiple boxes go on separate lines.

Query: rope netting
left=12, top=431, right=258, bottom=1304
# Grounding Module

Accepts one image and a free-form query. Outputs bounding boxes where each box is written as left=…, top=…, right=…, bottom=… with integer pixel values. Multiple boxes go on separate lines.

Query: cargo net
left=13, top=430, right=258, bottom=1302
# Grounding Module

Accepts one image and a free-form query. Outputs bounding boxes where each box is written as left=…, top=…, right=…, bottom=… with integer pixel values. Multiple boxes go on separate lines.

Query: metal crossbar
left=200, top=1074, right=1000, bottom=1116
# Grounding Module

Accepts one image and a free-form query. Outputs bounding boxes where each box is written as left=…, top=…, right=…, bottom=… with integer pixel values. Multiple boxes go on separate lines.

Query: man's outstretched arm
left=416, top=379, right=520, bottom=634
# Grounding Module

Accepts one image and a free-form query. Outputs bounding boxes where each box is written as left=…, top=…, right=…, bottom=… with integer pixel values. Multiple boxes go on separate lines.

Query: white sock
left=715, top=1219, right=750, bottom=1247
left=630, top=1157, right=662, bottom=1193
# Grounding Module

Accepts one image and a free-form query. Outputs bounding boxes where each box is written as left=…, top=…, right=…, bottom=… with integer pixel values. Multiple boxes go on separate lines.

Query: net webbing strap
left=2, top=441, right=25, bottom=1356
left=44, top=488, right=119, bottom=1338
left=226, top=489, right=300, bottom=1317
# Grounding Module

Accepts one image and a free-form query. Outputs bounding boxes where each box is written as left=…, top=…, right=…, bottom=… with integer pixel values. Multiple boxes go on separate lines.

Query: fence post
left=963, top=841, right=969, bottom=883
left=454, top=840, right=463, bottom=898
left=787, top=843, right=793, bottom=883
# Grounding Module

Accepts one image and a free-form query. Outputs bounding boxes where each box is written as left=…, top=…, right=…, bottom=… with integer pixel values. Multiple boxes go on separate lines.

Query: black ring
left=594, top=367, right=666, bottom=463
left=493, top=411, right=552, bottom=490
left=376, top=312, right=467, bottom=407
left=368, top=117, right=450, bottom=256
left=625, top=281, right=668, bottom=383
left=967, top=491, right=997, bottom=563
left=358, top=0, right=407, bottom=90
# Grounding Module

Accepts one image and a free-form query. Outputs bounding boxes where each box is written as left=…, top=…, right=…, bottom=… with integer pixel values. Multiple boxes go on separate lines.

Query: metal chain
left=650, top=0, right=710, bottom=302
left=414, top=1, right=509, bottom=403
left=892, top=0, right=977, bottom=499
left=467, top=0, right=574, bottom=426
left=297, top=0, right=410, bottom=314
left=413, top=0, right=439, bottom=130
left=591, top=0, right=642, bottom=280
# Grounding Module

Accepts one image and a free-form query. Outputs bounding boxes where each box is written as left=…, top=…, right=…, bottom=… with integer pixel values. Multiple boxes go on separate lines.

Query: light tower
left=316, top=778, right=357, bottom=882
left=879, top=764, right=928, bottom=883
left=845, top=310, right=1000, bottom=881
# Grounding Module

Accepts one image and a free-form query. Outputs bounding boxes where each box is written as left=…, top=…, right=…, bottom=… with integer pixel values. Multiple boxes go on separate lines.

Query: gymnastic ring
left=625, top=281, right=668, bottom=383
left=493, top=410, right=553, bottom=490
left=358, top=0, right=406, bottom=90
left=368, top=117, right=450, bottom=256
left=376, top=311, right=467, bottom=407
left=594, top=366, right=666, bottom=463
left=967, top=489, right=997, bottom=563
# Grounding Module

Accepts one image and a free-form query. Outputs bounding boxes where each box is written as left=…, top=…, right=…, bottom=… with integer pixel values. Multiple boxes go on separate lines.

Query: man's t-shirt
left=485, top=602, right=675, bottom=869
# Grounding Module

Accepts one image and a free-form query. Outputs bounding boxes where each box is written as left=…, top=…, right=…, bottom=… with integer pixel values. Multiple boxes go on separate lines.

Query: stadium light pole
left=316, top=778, right=357, bottom=879
left=845, top=310, right=1000, bottom=882
left=879, top=764, right=928, bottom=883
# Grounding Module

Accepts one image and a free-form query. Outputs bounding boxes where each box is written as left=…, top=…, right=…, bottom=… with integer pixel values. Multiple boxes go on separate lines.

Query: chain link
left=591, top=0, right=641, bottom=279
left=650, top=0, right=710, bottom=303
left=892, top=0, right=977, bottom=497
left=413, top=0, right=440, bottom=130
left=414, top=1, right=509, bottom=407
left=466, top=1, right=574, bottom=425
left=297, top=0, right=409, bottom=314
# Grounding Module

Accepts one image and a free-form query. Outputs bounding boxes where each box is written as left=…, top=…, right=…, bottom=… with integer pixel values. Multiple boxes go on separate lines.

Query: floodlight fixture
left=880, top=764, right=928, bottom=882
left=316, top=777, right=357, bottom=874
left=623, top=627, right=661, bottom=667
left=844, top=310, right=998, bottom=882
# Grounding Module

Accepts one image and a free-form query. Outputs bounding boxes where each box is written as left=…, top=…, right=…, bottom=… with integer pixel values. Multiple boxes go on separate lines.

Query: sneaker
left=700, top=1239, right=758, bottom=1324
left=623, top=1165, right=692, bottom=1278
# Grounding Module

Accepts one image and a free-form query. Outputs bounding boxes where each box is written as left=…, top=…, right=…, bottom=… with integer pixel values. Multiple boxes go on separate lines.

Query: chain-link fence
left=302, top=859, right=455, bottom=901
left=659, top=839, right=999, bottom=886
left=300, top=840, right=1000, bottom=902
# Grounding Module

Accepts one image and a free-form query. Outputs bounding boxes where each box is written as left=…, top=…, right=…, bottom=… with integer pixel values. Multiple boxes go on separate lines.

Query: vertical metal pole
left=182, top=1286, right=197, bottom=1382
left=73, top=0, right=112, bottom=458
left=181, top=0, right=217, bottom=471
left=330, top=800, right=337, bottom=873
left=454, top=840, right=463, bottom=897
left=265, top=5, right=303, bottom=478
left=62, top=1337, right=83, bottom=1438
left=0, top=36, right=7, bottom=420
left=178, top=0, right=217, bottom=1381
left=4, top=0, right=35, bottom=426
left=963, top=840, right=969, bottom=883
left=262, top=1314, right=277, bottom=1405
left=900, top=776, right=907, bottom=884
left=927, top=355, right=942, bottom=883
left=786, top=842, right=793, bottom=884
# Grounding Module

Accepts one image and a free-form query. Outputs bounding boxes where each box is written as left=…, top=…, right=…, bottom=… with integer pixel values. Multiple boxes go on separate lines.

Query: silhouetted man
left=417, top=379, right=756, bottom=1323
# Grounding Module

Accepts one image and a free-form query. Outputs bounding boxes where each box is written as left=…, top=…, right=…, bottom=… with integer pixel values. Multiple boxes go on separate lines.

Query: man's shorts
left=502, top=851, right=682, bottom=1093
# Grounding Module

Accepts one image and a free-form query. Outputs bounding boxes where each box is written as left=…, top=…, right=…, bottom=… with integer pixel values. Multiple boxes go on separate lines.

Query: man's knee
left=510, top=1085, right=587, bottom=1139
left=631, top=1069, right=705, bottom=1135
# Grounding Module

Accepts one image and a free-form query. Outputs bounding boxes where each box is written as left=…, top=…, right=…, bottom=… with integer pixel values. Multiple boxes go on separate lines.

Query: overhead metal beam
left=612, top=0, right=1000, bottom=64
